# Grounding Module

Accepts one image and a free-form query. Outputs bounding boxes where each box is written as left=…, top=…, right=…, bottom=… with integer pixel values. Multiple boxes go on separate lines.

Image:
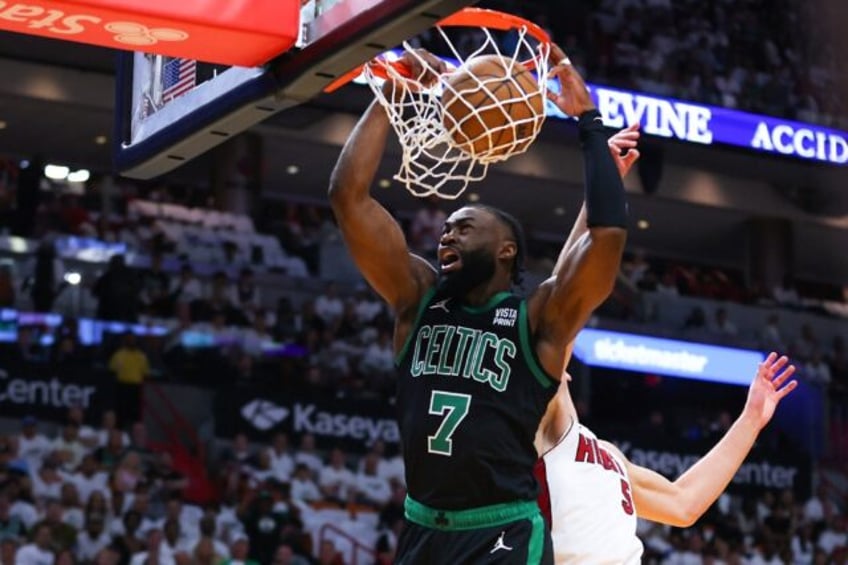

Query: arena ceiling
left=0, top=33, right=846, bottom=283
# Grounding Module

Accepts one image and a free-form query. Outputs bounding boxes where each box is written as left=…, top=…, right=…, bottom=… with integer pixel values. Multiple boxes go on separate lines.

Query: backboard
left=114, top=0, right=478, bottom=179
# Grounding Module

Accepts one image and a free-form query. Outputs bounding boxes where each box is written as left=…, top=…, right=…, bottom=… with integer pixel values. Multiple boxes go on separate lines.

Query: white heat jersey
left=535, top=422, right=643, bottom=564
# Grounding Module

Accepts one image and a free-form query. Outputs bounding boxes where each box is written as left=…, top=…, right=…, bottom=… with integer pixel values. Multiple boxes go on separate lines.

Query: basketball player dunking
left=328, top=44, right=628, bottom=563
left=536, top=129, right=798, bottom=562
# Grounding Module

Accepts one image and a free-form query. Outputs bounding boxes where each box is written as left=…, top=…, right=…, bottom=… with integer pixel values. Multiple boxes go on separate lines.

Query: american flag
left=162, top=57, right=197, bottom=102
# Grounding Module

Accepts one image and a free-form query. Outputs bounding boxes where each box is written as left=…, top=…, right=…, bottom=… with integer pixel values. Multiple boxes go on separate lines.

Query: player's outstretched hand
left=381, top=48, right=447, bottom=98
left=546, top=43, right=595, bottom=118
left=608, top=123, right=641, bottom=178
left=743, top=352, right=797, bottom=431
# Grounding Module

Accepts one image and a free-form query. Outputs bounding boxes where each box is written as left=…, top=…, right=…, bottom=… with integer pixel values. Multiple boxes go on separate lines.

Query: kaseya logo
left=240, top=399, right=289, bottom=431
left=239, top=398, right=400, bottom=444
left=0, top=4, right=189, bottom=46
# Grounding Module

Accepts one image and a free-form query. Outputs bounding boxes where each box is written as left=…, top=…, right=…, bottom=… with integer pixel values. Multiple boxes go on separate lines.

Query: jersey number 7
left=428, top=390, right=471, bottom=456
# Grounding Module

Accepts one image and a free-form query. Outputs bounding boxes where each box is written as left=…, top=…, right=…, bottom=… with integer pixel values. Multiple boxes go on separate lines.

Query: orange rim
left=323, top=7, right=551, bottom=93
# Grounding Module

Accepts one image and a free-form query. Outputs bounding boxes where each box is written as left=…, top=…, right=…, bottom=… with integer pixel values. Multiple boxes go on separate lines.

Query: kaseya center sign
left=0, top=0, right=300, bottom=66
left=217, top=387, right=400, bottom=452
left=0, top=366, right=115, bottom=422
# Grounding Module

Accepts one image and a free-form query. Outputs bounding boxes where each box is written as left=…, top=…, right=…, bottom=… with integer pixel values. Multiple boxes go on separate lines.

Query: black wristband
left=578, top=110, right=628, bottom=229
left=577, top=109, right=605, bottom=138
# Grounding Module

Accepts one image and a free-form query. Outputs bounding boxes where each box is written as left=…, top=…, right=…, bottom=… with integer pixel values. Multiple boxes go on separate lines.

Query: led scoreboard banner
left=355, top=50, right=848, bottom=166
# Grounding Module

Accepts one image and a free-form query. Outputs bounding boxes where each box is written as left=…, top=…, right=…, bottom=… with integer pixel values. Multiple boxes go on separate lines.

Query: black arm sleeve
left=578, top=109, right=628, bottom=229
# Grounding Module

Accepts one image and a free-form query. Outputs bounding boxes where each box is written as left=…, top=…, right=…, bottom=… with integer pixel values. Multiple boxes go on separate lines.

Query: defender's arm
left=604, top=354, right=797, bottom=527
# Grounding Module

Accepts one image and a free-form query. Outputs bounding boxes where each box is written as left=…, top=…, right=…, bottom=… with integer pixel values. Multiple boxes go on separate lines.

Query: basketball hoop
left=326, top=8, right=552, bottom=200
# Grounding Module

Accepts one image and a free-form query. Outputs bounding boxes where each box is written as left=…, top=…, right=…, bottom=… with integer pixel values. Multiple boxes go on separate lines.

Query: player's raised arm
left=328, top=50, right=446, bottom=315
left=528, top=45, right=629, bottom=376
left=605, top=353, right=798, bottom=527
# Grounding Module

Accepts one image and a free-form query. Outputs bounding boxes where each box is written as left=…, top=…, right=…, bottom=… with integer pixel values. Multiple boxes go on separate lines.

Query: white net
left=366, top=22, right=550, bottom=200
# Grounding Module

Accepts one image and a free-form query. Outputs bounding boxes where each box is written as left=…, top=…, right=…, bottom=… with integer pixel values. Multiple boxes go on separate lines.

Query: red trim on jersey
left=534, top=457, right=552, bottom=528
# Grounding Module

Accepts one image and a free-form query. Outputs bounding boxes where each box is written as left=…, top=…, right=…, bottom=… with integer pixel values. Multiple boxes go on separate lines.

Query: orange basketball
left=441, top=54, right=545, bottom=159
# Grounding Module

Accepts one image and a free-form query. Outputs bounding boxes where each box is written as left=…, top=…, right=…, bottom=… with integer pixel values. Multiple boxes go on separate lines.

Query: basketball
left=441, top=54, right=545, bottom=159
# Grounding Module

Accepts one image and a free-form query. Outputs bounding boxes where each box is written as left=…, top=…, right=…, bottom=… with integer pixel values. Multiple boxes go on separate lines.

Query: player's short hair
left=467, top=204, right=526, bottom=286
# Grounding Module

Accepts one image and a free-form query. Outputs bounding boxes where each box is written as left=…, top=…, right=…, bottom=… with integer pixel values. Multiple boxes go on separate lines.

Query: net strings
left=366, top=25, right=550, bottom=200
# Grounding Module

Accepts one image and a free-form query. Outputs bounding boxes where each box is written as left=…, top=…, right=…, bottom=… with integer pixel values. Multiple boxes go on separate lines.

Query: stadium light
left=67, top=169, right=90, bottom=183
left=63, top=272, right=82, bottom=286
left=44, top=164, right=69, bottom=180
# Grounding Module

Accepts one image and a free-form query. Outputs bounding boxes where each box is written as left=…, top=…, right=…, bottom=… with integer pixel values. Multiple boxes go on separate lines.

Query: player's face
left=437, top=207, right=499, bottom=298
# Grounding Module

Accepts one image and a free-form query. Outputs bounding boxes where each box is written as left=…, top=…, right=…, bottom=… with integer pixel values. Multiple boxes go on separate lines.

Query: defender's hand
left=743, top=352, right=797, bottom=431
left=608, top=123, right=641, bottom=178
left=546, top=43, right=595, bottom=117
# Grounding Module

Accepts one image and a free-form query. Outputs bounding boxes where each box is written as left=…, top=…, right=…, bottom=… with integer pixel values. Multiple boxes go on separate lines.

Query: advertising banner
left=0, top=365, right=115, bottom=423
left=216, top=385, right=399, bottom=452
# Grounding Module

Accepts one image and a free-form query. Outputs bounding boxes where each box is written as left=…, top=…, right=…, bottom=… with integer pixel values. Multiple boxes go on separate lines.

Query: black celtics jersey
left=396, top=288, right=557, bottom=510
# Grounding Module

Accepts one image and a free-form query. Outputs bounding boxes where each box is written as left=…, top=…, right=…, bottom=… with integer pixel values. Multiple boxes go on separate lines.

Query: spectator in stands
left=201, top=271, right=238, bottom=325
left=289, top=464, right=321, bottom=504
left=293, top=434, right=322, bottom=477
left=408, top=195, right=446, bottom=258
left=129, top=527, right=175, bottom=565
left=313, top=282, right=344, bottom=327
left=197, top=514, right=229, bottom=561
left=76, top=512, right=111, bottom=562
left=316, top=540, right=343, bottom=565
left=94, top=430, right=126, bottom=469
left=23, top=240, right=65, bottom=313
left=6, top=326, right=40, bottom=365
left=51, top=330, right=89, bottom=374
left=239, top=491, right=286, bottom=565
left=113, top=452, right=144, bottom=495
left=818, top=516, right=848, bottom=555
left=35, top=499, right=77, bottom=553
left=247, top=451, right=276, bottom=488
left=240, top=311, right=274, bottom=358
left=52, top=422, right=87, bottom=472
left=149, top=453, right=188, bottom=501
left=32, top=458, right=64, bottom=502
left=682, top=306, right=707, bottom=331
left=108, top=332, right=150, bottom=427
left=793, top=324, right=819, bottom=362
left=161, top=518, right=190, bottom=561
left=271, top=544, right=309, bottom=565
left=271, top=297, right=299, bottom=343
left=92, top=254, right=139, bottom=322
left=16, top=523, right=54, bottom=565
left=0, top=494, right=25, bottom=541
left=773, top=274, right=801, bottom=308
left=711, top=307, right=738, bottom=336
left=266, top=434, right=295, bottom=484
left=761, top=314, right=785, bottom=351
left=222, top=434, right=253, bottom=468
left=221, top=535, right=258, bottom=565
left=112, top=510, right=144, bottom=564
left=805, top=352, right=832, bottom=387
left=139, top=252, right=171, bottom=318
left=318, top=448, right=354, bottom=507
left=353, top=453, right=391, bottom=509
left=655, top=270, right=679, bottom=297
left=230, top=268, right=262, bottom=321
left=17, top=416, right=51, bottom=473
left=61, top=485, right=85, bottom=530
left=169, top=264, right=203, bottom=321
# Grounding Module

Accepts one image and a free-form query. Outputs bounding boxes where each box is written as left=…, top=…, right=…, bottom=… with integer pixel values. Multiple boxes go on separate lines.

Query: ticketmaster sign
left=572, top=329, right=765, bottom=385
